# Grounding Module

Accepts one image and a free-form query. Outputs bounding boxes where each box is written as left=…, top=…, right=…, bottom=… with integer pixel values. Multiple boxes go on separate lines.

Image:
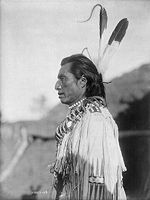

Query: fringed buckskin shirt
left=50, top=97, right=127, bottom=200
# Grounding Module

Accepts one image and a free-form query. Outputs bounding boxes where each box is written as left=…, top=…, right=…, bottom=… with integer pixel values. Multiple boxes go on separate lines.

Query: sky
left=1, top=0, right=150, bottom=122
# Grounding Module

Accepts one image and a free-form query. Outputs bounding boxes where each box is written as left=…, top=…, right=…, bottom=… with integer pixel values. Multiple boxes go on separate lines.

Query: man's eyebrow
left=57, top=74, right=66, bottom=79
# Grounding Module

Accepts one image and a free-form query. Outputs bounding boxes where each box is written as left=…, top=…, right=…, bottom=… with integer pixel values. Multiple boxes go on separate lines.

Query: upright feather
left=98, top=6, right=107, bottom=72
left=99, top=5, right=108, bottom=38
left=99, top=18, right=129, bottom=74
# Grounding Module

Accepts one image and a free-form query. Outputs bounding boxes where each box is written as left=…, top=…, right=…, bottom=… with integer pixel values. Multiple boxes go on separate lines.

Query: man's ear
left=79, top=75, right=87, bottom=88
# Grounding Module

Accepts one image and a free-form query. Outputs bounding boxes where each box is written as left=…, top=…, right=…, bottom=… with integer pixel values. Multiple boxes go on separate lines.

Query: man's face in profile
left=55, top=62, right=85, bottom=106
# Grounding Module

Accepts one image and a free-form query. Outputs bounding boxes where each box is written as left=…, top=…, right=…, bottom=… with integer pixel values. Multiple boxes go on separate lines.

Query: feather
left=99, top=6, right=108, bottom=38
left=99, top=18, right=129, bottom=74
left=98, top=6, right=107, bottom=71
left=108, top=18, right=129, bottom=45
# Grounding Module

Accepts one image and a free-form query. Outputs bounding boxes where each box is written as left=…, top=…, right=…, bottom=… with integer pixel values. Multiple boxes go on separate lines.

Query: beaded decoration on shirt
left=55, top=104, right=85, bottom=145
left=55, top=96, right=105, bottom=145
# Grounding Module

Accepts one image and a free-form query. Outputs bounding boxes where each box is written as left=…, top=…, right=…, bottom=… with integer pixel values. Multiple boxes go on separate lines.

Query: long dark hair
left=61, top=54, right=106, bottom=99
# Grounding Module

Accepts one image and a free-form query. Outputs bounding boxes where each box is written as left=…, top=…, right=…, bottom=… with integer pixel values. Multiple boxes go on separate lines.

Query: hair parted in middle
left=61, top=54, right=105, bottom=99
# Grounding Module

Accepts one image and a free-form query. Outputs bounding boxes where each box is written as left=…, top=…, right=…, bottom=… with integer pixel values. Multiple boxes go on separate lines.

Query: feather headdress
left=81, top=4, right=129, bottom=76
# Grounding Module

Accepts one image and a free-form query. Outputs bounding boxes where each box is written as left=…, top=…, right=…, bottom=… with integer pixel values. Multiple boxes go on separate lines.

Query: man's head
left=55, top=54, right=105, bottom=106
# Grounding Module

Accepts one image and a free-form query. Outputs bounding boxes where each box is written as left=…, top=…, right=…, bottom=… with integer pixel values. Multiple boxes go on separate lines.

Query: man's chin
left=59, top=97, right=68, bottom=104
left=59, top=98, right=72, bottom=106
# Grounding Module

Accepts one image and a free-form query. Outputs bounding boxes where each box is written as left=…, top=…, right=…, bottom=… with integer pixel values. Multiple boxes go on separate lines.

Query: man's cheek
left=62, top=81, right=68, bottom=88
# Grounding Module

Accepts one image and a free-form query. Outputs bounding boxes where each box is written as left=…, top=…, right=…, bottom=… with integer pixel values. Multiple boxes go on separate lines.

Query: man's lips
left=58, top=93, right=65, bottom=98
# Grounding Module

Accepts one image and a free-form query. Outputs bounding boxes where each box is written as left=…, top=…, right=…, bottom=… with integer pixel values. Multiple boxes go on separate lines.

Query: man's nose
left=55, top=80, right=61, bottom=90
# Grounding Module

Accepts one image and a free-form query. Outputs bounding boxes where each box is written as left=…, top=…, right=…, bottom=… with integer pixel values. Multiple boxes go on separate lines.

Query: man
left=50, top=54, right=127, bottom=200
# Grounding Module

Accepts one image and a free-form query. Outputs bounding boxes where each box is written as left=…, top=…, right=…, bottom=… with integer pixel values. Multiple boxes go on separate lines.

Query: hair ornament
left=101, top=81, right=112, bottom=84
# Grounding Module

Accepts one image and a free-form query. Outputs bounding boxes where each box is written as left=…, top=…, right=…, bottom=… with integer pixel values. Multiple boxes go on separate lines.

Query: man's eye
left=60, top=77, right=66, bottom=82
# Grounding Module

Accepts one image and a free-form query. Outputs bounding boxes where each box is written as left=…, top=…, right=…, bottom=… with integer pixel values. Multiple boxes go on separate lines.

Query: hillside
left=106, top=64, right=150, bottom=116
left=107, top=64, right=150, bottom=130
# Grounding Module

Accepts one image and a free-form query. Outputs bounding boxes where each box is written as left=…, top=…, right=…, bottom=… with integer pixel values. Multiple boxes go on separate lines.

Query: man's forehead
left=58, top=63, right=72, bottom=76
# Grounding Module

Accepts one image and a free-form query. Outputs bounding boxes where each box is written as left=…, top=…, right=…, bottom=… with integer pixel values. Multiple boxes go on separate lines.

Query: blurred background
left=1, top=0, right=150, bottom=199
